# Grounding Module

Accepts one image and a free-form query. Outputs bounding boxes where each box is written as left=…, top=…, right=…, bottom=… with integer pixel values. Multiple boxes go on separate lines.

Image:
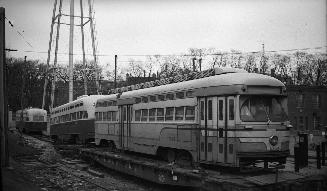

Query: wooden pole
left=80, top=0, right=87, bottom=96
left=88, top=0, right=100, bottom=94
left=0, top=6, right=9, bottom=167
left=68, top=0, right=75, bottom=101
left=42, top=0, right=58, bottom=109
left=51, top=0, right=63, bottom=109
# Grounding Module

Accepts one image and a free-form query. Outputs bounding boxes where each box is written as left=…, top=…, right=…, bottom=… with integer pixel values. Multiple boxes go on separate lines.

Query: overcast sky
left=1, top=0, right=326, bottom=68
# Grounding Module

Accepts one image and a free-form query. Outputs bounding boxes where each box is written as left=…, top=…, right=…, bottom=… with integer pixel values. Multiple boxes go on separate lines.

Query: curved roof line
left=120, top=73, right=284, bottom=99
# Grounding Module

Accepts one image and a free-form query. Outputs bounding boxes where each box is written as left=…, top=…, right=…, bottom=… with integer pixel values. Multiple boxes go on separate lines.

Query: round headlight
left=269, top=136, right=278, bottom=146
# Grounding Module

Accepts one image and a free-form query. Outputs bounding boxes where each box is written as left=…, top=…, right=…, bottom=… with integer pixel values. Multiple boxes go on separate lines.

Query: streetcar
left=15, top=108, right=48, bottom=134
left=50, top=95, right=105, bottom=144
left=94, top=67, right=291, bottom=168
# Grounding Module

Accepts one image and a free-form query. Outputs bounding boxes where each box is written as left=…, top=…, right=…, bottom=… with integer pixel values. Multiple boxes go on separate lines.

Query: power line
left=5, top=17, right=33, bottom=48
left=16, top=45, right=327, bottom=57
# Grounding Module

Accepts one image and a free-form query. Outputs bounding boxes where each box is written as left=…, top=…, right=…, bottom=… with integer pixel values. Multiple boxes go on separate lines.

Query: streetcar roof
left=95, top=94, right=118, bottom=103
left=16, top=108, right=47, bottom=115
left=52, top=95, right=105, bottom=111
left=119, top=73, right=284, bottom=98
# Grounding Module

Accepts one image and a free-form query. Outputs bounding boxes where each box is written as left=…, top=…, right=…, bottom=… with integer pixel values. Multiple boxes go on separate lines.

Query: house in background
left=287, top=85, right=327, bottom=145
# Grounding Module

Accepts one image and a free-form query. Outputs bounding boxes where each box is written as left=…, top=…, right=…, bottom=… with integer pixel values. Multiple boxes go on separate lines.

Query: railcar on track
left=50, top=95, right=105, bottom=144
left=16, top=108, right=47, bottom=134
left=95, top=67, right=291, bottom=167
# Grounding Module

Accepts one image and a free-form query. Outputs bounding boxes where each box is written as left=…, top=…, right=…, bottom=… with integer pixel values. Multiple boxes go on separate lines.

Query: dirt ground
left=2, top=131, right=43, bottom=191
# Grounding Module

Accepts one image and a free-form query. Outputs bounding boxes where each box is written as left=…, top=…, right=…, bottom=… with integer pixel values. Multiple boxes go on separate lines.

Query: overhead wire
left=5, top=17, right=34, bottom=48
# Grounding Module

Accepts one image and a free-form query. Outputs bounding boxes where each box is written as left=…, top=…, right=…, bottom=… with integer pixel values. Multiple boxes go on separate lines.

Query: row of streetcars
left=15, top=108, right=48, bottom=133
left=50, top=68, right=291, bottom=167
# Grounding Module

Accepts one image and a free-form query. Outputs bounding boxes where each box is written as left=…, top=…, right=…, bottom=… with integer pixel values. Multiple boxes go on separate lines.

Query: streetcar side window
left=166, top=93, right=174, bottom=100
left=157, top=108, right=164, bottom=121
left=95, top=112, right=99, bottom=120
left=135, top=98, right=141, bottom=104
left=108, top=111, right=112, bottom=121
left=165, top=107, right=174, bottom=121
left=185, top=106, right=195, bottom=121
left=84, top=111, right=88, bottom=119
left=175, top=107, right=184, bottom=121
left=176, top=92, right=185, bottom=99
left=149, top=109, right=156, bottom=121
left=142, top=97, right=148, bottom=103
left=112, top=112, right=117, bottom=121
left=141, top=109, right=148, bottom=122
left=135, top=110, right=141, bottom=121
left=150, top=95, right=157, bottom=102
left=158, top=95, right=165, bottom=101
left=103, top=112, right=108, bottom=121
left=186, top=90, right=194, bottom=98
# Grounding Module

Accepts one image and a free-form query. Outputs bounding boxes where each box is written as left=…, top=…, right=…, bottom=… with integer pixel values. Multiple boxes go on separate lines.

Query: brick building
left=287, top=85, right=327, bottom=134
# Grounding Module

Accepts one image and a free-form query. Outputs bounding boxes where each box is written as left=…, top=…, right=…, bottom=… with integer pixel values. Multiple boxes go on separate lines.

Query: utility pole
left=0, top=6, right=9, bottom=168
left=114, top=55, right=117, bottom=88
left=68, top=0, right=75, bottom=101
left=42, top=0, right=58, bottom=109
left=43, top=0, right=100, bottom=108
left=79, top=0, right=87, bottom=96
left=88, top=0, right=100, bottom=94
left=51, top=0, right=63, bottom=110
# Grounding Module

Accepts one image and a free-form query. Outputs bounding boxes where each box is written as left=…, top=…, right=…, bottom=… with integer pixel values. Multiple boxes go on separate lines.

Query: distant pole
left=20, top=56, right=27, bottom=113
left=114, top=55, right=117, bottom=88
left=80, top=0, right=87, bottom=96
left=199, top=58, right=202, bottom=71
left=42, top=0, right=58, bottom=109
left=192, top=58, right=196, bottom=72
left=68, top=0, right=75, bottom=101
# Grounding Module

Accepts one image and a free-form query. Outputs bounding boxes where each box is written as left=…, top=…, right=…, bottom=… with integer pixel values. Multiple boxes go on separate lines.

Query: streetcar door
left=217, top=97, right=225, bottom=163
left=119, top=105, right=132, bottom=149
left=199, top=97, right=217, bottom=162
left=226, top=96, right=236, bottom=163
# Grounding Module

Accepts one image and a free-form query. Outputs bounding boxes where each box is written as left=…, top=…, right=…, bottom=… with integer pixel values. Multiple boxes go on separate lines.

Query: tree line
left=6, top=48, right=326, bottom=111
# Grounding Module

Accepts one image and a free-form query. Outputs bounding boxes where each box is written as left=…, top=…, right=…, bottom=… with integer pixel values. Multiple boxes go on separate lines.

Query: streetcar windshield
left=240, top=95, right=288, bottom=122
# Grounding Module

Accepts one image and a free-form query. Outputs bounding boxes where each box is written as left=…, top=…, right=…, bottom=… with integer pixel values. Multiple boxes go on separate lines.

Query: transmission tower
left=42, top=0, right=100, bottom=111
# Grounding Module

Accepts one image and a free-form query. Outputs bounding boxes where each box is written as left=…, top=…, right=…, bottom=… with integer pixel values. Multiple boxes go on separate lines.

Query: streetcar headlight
left=269, top=136, right=278, bottom=146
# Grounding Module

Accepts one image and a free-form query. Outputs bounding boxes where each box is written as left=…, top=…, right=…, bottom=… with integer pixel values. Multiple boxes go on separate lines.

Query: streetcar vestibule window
left=135, top=110, right=141, bottom=121
left=157, top=108, right=164, bottom=121
left=149, top=109, right=156, bottom=121
left=239, top=95, right=288, bottom=122
left=175, top=107, right=184, bottom=121
left=107, top=111, right=112, bottom=121
left=141, top=109, right=148, bottom=121
left=165, top=107, right=174, bottom=121
left=185, top=106, right=195, bottom=121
